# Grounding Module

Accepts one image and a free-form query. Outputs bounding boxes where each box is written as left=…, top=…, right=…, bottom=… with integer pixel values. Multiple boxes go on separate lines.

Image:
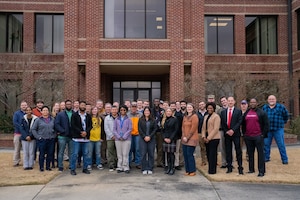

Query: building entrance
left=113, top=81, right=161, bottom=104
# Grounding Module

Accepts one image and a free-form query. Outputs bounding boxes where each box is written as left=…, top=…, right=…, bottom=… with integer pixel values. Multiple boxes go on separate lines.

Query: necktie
left=227, top=108, right=232, bottom=129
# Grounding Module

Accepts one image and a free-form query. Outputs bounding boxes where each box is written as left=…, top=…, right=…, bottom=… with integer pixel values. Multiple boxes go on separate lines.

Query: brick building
left=1, top=0, right=300, bottom=116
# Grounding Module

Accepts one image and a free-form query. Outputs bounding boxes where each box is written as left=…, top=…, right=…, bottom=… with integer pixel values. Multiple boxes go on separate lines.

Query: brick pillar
left=168, top=0, right=184, bottom=102
left=190, top=0, right=205, bottom=104
left=23, top=12, right=34, bottom=53
left=85, top=0, right=101, bottom=104
left=64, top=0, right=79, bottom=101
left=22, top=71, right=34, bottom=104
left=235, top=15, right=245, bottom=54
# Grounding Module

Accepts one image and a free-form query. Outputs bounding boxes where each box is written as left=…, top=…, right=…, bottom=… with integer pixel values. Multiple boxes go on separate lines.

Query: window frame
left=34, top=13, right=64, bottom=53
left=0, top=12, right=23, bottom=53
left=104, top=0, right=166, bottom=39
left=204, top=15, right=235, bottom=54
left=245, top=15, right=278, bottom=54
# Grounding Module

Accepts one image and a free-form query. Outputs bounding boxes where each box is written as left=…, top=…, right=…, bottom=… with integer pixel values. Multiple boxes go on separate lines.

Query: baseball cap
left=241, top=100, right=248, bottom=104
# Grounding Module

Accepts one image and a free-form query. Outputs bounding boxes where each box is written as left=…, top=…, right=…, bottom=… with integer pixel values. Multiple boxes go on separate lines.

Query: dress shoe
left=265, top=159, right=270, bottom=162
left=168, top=168, right=175, bottom=175
left=136, top=165, right=141, bottom=169
left=238, top=169, right=244, bottom=175
left=46, top=168, right=52, bottom=171
left=257, top=172, right=264, bottom=177
left=220, top=165, right=227, bottom=169
left=82, top=169, right=90, bottom=174
left=124, top=170, right=130, bottom=174
left=117, top=169, right=123, bottom=173
left=40, top=168, right=44, bottom=172
left=247, top=171, right=255, bottom=174
left=282, top=161, right=288, bottom=165
left=175, top=166, right=182, bottom=170
left=226, top=168, right=232, bottom=173
left=70, top=170, right=77, bottom=175
left=13, top=163, right=20, bottom=167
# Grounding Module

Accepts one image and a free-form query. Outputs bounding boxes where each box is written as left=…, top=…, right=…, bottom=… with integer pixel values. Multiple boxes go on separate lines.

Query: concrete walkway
left=0, top=166, right=300, bottom=200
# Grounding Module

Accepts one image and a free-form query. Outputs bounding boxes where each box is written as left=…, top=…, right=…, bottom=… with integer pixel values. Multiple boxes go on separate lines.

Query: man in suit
left=221, top=96, right=243, bottom=175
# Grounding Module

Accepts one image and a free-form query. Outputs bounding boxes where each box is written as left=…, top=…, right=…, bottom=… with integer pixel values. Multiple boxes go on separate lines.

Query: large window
left=105, top=0, right=166, bottom=38
left=35, top=14, right=64, bottom=53
left=297, top=10, right=300, bottom=50
left=0, top=13, right=23, bottom=53
left=205, top=16, right=234, bottom=54
left=246, top=16, right=277, bottom=54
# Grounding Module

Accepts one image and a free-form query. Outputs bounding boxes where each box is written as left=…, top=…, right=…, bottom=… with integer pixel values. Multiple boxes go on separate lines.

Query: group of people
left=12, top=94, right=289, bottom=178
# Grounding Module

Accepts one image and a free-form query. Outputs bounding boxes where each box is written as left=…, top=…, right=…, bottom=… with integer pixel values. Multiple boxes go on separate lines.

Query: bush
left=289, top=116, right=300, bottom=137
left=0, top=114, right=13, bottom=133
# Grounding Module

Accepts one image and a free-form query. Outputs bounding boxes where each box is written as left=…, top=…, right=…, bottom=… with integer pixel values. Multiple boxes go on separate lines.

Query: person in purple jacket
left=113, top=105, right=132, bottom=174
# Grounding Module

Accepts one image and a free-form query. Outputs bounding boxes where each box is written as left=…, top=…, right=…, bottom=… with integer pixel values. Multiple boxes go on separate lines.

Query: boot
left=168, top=154, right=175, bottom=175
left=165, top=155, right=171, bottom=174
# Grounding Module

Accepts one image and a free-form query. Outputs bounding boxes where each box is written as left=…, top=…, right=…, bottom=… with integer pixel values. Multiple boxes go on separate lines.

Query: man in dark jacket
left=242, top=98, right=269, bottom=177
left=70, top=101, right=92, bottom=175
left=54, top=99, right=74, bottom=171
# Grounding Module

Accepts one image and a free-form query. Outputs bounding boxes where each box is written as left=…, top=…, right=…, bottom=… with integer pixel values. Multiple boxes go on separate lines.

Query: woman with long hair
left=87, top=106, right=104, bottom=170
left=138, top=106, right=157, bottom=174
left=161, top=107, right=178, bottom=175
left=182, top=103, right=199, bottom=176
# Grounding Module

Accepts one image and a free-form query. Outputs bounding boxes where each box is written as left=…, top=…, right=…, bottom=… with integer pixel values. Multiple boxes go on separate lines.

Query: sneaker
left=58, top=168, right=63, bottom=172
left=142, top=170, right=147, bottom=175
left=97, top=164, right=103, bottom=170
left=147, top=170, right=153, bottom=175
left=109, top=168, right=114, bottom=172
left=87, top=165, right=92, bottom=171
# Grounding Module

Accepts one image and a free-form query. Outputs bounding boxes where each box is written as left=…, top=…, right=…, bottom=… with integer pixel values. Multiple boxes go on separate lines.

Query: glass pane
left=267, top=17, right=277, bottom=54
left=146, top=0, right=166, bottom=38
left=246, top=17, right=259, bottom=54
left=113, top=81, right=120, bottom=88
left=123, top=90, right=134, bottom=102
left=152, top=81, right=160, bottom=88
left=0, top=14, right=7, bottom=52
left=125, top=0, right=145, bottom=38
left=152, top=88, right=161, bottom=99
left=205, top=16, right=217, bottom=54
left=218, top=16, right=233, bottom=54
left=36, top=15, right=53, bottom=53
left=138, top=81, right=151, bottom=88
left=105, top=0, right=125, bottom=38
left=113, top=89, right=120, bottom=103
left=138, top=90, right=149, bottom=100
left=7, top=14, right=23, bottom=53
left=53, top=15, right=64, bottom=53
left=121, top=81, right=137, bottom=88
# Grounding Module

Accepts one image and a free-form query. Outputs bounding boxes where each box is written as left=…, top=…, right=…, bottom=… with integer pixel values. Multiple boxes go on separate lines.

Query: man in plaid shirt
left=262, top=95, right=289, bottom=164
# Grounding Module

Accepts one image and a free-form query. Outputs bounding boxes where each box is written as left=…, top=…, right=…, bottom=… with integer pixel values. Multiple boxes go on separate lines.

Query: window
left=0, top=13, right=23, bottom=53
left=245, top=16, right=277, bottom=54
left=205, top=16, right=234, bottom=54
left=35, top=14, right=64, bottom=53
left=105, top=0, right=166, bottom=38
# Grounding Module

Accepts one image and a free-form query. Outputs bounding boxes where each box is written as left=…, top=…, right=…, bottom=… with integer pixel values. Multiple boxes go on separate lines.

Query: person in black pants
left=201, top=102, right=221, bottom=174
left=242, top=98, right=269, bottom=177
left=220, top=96, right=243, bottom=175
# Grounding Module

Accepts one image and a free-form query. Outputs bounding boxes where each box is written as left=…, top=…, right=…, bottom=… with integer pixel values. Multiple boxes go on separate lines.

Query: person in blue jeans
left=263, top=95, right=289, bottom=164
left=54, top=100, right=74, bottom=171
left=70, top=101, right=92, bottom=175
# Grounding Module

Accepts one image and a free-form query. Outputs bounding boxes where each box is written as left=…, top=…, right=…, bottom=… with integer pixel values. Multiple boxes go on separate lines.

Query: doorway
left=113, top=81, right=161, bottom=104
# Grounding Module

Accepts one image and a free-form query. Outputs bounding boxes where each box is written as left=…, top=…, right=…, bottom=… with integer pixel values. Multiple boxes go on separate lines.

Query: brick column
left=235, top=15, right=245, bottom=54
left=23, top=12, right=34, bottom=53
left=22, top=71, right=34, bottom=104
left=168, top=0, right=185, bottom=102
left=85, top=0, right=101, bottom=104
left=190, top=0, right=205, bottom=104
left=64, top=0, right=79, bottom=101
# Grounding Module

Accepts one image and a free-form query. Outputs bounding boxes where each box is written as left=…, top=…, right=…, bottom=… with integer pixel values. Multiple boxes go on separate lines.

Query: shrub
left=289, top=116, right=300, bottom=137
left=0, top=114, right=13, bottom=133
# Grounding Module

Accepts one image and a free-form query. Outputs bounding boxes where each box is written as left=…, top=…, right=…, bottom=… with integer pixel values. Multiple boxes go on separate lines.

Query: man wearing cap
left=128, top=101, right=142, bottom=168
left=33, top=99, right=44, bottom=117
left=240, top=100, right=249, bottom=161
